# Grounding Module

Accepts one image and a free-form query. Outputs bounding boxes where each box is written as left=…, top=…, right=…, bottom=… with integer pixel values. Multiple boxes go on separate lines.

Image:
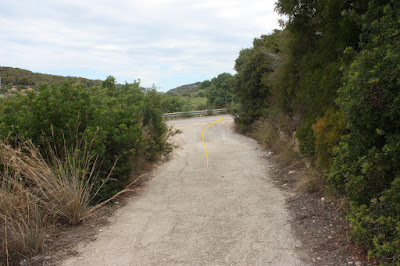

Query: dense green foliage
left=275, top=0, right=368, bottom=154
left=231, top=0, right=400, bottom=262
left=200, top=80, right=211, bottom=90
left=329, top=1, right=400, bottom=260
left=0, top=66, right=102, bottom=88
left=0, top=77, right=170, bottom=198
left=231, top=34, right=277, bottom=123
left=159, top=93, right=186, bottom=113
left=201, top=73, right=234, bottom=108
left=167, top=77, right=236, bottom=111
left=166, top=82, right=208, bottom=111
left=182, top=95, right=208, bottom=111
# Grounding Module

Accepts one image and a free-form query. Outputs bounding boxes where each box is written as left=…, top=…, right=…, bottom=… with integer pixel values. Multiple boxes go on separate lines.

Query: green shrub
left=0, top=79, right=168, bottom=199
left=329, top=1, right=400, bottom=261
left=312, top=107, right=346, bottom=171
left=296, top=118, right=316, bottom=156
left=347, top=178, right=400, bottom=262
left=206, top=73, right=234, bottom=108
left=159, top=93, right=185, bottom=113
left=232, top=37, right=274, bottom=121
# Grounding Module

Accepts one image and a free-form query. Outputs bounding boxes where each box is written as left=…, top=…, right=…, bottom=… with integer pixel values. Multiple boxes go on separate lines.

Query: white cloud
left=0, top=0, right=282, bottom=90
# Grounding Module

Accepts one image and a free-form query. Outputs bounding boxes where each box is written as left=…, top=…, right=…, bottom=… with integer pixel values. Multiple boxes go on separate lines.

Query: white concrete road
left=63, top=115, right=306, bottom=265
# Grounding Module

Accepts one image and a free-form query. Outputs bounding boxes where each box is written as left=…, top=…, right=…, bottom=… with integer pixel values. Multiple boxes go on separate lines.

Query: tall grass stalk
left=0, top=169, right=52, bottom=263
left=0, top=136, right=121, bottom=263
left=0, top=139, right=116, bottom=225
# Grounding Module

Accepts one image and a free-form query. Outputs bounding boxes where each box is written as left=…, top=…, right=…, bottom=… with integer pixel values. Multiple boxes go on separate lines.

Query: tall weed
left=0, top=137, right=119, bottom=264
left=0, top=156, right=52, bottom=263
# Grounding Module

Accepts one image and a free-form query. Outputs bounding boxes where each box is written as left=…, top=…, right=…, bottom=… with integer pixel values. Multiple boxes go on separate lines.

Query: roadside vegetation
left=2, top=0, right=398, bottom=263
left=181, top=95, right=208, bottom=112
left=166, top=74, right=235, bottom=111
left=165, top=82, right=207, bottom=111
left=229, top=0, right=400, bottom=263
left=0, top=70, right=233, bottom=262
left=0, top=76, right=179, bottom=264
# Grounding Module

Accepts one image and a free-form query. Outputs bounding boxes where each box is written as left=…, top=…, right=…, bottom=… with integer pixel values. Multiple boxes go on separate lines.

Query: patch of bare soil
left=268, top=155, right=378, bottom=266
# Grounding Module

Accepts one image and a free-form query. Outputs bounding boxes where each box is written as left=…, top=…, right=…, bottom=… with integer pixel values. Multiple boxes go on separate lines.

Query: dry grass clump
left=253, top=119, right=297, bottom=163
left=252, top=118, right=326, bottom=193
left=293, top=167, right=327, bottom=194
left=0, top=174, right=52, bottom=262
left=0, top=139, right=117, bottom=264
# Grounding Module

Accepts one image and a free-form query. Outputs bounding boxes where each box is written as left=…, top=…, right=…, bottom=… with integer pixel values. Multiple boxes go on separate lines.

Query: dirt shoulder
left=256, top=143, right=377, bottom=265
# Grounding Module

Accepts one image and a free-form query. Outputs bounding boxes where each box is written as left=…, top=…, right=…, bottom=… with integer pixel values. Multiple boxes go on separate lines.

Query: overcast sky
left=0, top=0, right=282, bottom=91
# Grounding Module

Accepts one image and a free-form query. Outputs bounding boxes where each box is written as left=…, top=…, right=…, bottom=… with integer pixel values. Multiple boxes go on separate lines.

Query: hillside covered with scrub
left=0, top=66, right=103, bottom=90
left=167, top=73, right=235, bottom=111
left=0, top=75, right=186, bottom=264
left=228, top=0, right=400, bottom=263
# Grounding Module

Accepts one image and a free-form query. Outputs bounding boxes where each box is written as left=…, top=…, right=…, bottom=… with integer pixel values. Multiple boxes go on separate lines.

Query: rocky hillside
left=167, top=82, right=201, bottom=95
left=0, top=66, right=102, bottom=88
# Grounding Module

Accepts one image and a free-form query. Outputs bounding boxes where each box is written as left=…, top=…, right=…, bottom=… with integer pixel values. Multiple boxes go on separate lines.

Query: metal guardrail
left=163, top=108, right=227, bottom=118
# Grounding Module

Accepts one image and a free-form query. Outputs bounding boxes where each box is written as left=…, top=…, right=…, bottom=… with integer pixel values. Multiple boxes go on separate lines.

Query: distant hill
left=167, top=82, right=202, bottom=95
left=0, top=66, right=102, bottom=88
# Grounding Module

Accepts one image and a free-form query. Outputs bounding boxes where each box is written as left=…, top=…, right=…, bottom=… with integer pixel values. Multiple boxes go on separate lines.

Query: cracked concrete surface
left=62, top=115, right=306, bottom=265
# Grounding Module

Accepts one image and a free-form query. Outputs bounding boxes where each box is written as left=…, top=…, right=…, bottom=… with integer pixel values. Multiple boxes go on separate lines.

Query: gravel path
left=62, top=115, right=306, bottom=265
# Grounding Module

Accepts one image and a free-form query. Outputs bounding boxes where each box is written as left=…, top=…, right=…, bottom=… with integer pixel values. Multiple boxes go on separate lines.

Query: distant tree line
left=166, top=75, right=235, bottom=111
left=200, top=73, right=234, bottom=109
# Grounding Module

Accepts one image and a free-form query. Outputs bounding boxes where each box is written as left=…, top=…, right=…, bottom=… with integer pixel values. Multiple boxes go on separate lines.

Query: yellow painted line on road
left=202, top=118, right=223, bottom=168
